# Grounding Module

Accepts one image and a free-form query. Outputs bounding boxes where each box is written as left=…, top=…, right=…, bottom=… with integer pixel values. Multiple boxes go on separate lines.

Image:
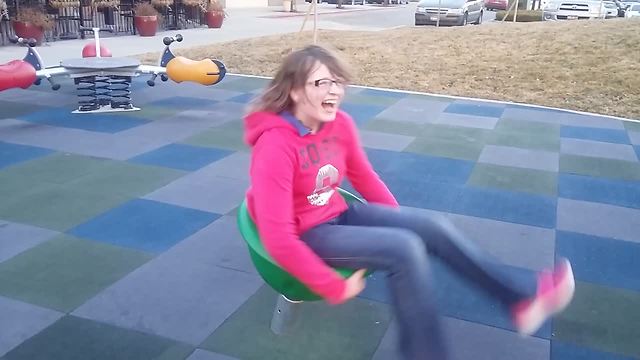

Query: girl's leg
left=301, top=222, right=449, bottom=360
left=341, top=202, right=575, bottom=335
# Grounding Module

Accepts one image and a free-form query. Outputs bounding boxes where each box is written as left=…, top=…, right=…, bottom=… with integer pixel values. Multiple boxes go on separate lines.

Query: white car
left=603, top=0, right=619, bottom=16
left=626, top=2, right=640, bottom=16
left=543, top=0, right=607, bottom=20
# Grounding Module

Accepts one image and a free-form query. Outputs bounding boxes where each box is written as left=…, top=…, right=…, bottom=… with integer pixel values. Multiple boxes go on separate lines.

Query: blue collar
left=280, top=111, right=312, bottom=136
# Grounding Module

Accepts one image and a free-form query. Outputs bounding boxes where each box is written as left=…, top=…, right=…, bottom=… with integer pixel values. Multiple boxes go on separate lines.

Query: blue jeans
left=300, top=202, right=537, bottom=360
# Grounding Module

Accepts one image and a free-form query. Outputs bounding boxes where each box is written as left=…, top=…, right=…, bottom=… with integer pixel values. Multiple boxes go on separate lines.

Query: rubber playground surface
left=1, top=74, right=640, bottom=360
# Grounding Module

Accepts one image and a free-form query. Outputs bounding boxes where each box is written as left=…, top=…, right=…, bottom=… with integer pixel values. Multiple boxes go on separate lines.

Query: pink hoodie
left=244, top=109, right=398, bottom=304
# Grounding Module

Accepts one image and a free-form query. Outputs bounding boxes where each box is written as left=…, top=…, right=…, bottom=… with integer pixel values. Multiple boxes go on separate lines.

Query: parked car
left=543, top=0, right=607, bottom=20
left=485, top=0, right=508, bottom=10
left=625, top=2, right=640, bottom=16
left=603, top=0, right=620, bottom=16
left=415, top=0, right=484, bottom=25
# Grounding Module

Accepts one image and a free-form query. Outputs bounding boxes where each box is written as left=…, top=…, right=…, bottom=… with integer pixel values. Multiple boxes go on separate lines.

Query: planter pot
left=11, top=20, right=44, bottom=44
left=134, top=15, right=157, bottom=36
left=283, top=0, right=292, bottom=11
left=205, top=11, right=224, bottom=28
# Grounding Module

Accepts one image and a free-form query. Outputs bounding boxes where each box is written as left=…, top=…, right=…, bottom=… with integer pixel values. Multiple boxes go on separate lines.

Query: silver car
left=543, top=0, right=608, bottom=20
left=415, top=0, right=485, bottom=26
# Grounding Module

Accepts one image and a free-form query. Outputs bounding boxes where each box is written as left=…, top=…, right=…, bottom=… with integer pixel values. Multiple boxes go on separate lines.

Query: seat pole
left=270, top=294, right=303, bottom=335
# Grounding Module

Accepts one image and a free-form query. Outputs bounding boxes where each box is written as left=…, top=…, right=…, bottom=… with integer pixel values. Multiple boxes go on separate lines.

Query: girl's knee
left=390, top=229, right=428, bottom=264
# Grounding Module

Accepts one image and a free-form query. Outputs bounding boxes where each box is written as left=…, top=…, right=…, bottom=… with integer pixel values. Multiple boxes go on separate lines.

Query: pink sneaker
left=511, top=258, right=576, bottom=336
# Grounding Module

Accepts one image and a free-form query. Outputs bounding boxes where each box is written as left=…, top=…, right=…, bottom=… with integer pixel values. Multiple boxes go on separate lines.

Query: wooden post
left=513, top=0, right=519, bottom=21
left=313, top=0, right=318, bottom=44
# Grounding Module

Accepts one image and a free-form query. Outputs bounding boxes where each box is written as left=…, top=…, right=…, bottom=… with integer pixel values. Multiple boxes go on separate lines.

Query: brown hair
left=246, top=44, right=352, bottom=114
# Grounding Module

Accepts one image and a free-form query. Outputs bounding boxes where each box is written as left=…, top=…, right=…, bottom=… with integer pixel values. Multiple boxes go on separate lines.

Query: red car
left=485, top=0, right=508, bottom=10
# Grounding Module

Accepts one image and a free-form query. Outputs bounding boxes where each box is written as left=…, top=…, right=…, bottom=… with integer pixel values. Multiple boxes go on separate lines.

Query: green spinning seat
left=237, top=187, right=365, bottom=302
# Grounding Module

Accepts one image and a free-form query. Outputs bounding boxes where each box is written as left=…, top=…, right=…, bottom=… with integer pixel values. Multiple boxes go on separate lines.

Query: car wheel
left=475, top=10, right=483, bottom=24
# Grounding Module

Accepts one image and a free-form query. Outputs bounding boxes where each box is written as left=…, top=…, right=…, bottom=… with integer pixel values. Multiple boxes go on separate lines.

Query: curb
left=260, top=5, right=403, bottom=18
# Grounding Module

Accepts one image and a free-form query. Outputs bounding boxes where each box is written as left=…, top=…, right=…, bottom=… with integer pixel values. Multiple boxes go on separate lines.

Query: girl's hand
left=341, top=268, right=367, bottom=301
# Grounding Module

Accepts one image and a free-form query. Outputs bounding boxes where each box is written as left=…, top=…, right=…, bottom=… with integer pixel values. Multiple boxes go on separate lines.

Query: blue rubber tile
left=147, top=96, right=219, bottom=109
left=560, top=126, right=630, bottom=144
left=551, top=340, right=635, bottom=360
left=340, top=102, right=387, bottom=126
left=452, top=186, right=557, bottom=228
left=129, top=143, right=233, bottom=171
left=556, top=231, right=640, bottom=293
left=0, top=142, right=53, bottom=170
left=381, top=175, right=463, bottom=211
left=19, top=108, right=150, bottom=133
left=365, top=148, right=474, bottom=185
left=444, top=102, right=505, bottom=118
left=558, top=173, right=640, bottom=209
left=227, top=93, right=258, bottom=104
left=359, top=259, right=550, bottom=339
left=68, top=199, right=220, bottom=253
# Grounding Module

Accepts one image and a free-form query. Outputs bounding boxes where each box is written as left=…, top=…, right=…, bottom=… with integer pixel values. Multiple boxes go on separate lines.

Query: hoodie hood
left=244, top=111, right=299, bottom=147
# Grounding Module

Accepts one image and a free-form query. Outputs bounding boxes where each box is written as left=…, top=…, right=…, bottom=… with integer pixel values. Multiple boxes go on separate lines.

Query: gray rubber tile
left=479, top=145, right=559, bottom=172
left=560, top=138, right=638, bottom=162
left=0, top=221, right=58, bottom=264
left=557, top=198, right=640, bottom=243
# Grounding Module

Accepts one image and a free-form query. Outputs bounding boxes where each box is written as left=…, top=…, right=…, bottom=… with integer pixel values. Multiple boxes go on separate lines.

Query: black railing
left=1, top=0, right=206, bottom=46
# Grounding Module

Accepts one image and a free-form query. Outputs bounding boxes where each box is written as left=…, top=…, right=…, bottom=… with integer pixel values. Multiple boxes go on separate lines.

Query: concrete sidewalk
left=0, top=3, right=401, bottom=67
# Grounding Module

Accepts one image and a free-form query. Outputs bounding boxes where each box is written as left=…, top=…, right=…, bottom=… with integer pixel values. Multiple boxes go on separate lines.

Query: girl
left=243, top=45, right=574, bottom=359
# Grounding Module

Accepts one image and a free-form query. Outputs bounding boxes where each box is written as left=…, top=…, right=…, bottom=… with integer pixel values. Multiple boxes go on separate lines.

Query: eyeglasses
left=309, top=78, right=346, bottom=91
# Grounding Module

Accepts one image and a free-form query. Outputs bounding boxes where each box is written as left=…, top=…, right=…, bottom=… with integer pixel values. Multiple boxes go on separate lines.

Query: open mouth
left=322, top=100, right=338, bottom=112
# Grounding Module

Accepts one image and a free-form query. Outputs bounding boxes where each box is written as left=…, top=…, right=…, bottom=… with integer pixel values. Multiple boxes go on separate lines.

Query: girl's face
left=290, top=62, right=346, bottom=131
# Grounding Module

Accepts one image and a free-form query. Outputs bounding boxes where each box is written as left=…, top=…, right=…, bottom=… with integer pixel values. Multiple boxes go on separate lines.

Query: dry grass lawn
left=138, top=18, right=640, bottom=119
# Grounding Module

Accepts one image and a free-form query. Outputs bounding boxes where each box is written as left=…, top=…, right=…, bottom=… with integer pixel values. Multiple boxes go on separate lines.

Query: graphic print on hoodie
left=244, top=109, right=398, bottom=304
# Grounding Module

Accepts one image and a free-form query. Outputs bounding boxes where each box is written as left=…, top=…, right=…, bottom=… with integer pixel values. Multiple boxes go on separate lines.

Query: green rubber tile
left=554, top=281, right=640, bottom=358
left=118, top=105, right=182, bottom=121
left=0, top=100, right=50, bottom=118
left=0, top=185, right=131, bottom=231
left=3, top=153, right=109, bottom=185
left=201, top=285, right=391, bottom=360
left=467, top=163, right=557, bottom=196
left=560, top=154, right=640, bottom=181
left=66, top=161, right=185, bottom=198
left=488, top=119, right=560, bottom=152
left=364, top=118, right=425, bottom=136
left=495, top=118, right=561, bottom=135
left=216, top=77, right=268, bottom=93
left=406, top=94, right=452, bottom=103
left=343, top=92, right=402, bottom=107
left=181, top=120, right=247, bottom=151
left=2, top=315, right=192, bottom=360
left=0, top=235, right=152, bottom=313
left=0, top=172, right=48, bottom=207
left=623, top=121, right=640, bottom=132
left=405, top=124, right=490, bottom=161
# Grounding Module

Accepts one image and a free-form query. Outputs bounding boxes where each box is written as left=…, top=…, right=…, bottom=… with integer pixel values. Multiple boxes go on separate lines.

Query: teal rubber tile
left=404, top=124, right=490, bottom=161
left=2, top=315, right=193, bottom=360
left=200, top=285, right=391, bottom=360
left=554, top=281, right=640, bottom=358
left=560, top=154, right=640, bottom=181
left=181, top=120, right=247, bottom=151
left=0, top=235, right=152, bottom=312
left=467, top=163, right=558, bottom=196
left=0, top=184, right=131, bottom=231
left=1, top=153, right=109, bottom=185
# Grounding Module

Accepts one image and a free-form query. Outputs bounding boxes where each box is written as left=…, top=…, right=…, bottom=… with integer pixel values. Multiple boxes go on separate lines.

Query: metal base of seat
left=270, top=294, right=304, bottom=335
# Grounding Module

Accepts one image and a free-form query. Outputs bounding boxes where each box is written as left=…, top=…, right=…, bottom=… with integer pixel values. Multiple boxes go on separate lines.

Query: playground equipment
left=0, top=27, right=226, bottom=113
left=237, top=187, right=370, bottom=334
